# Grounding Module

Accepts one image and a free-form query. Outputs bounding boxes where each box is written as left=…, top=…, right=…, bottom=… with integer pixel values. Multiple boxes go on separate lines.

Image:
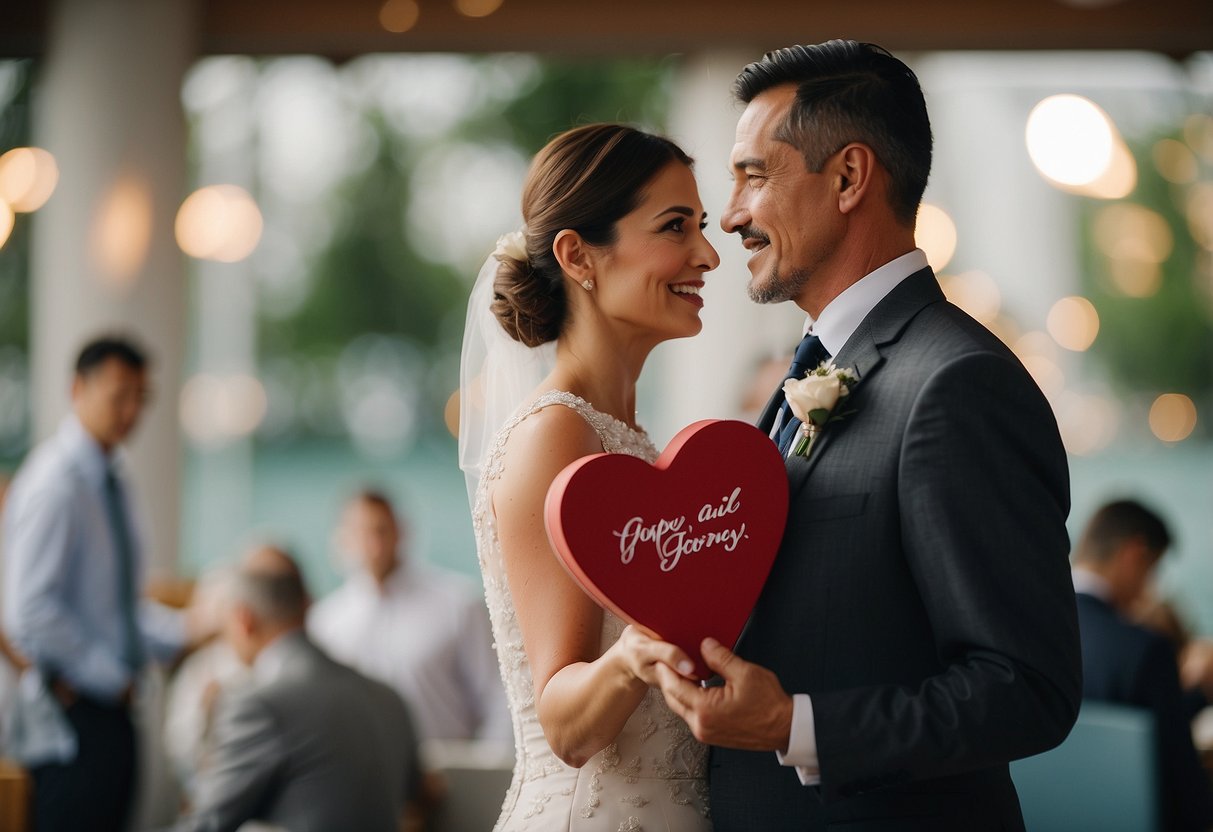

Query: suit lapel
left=784, top=267, right=943, bottom=498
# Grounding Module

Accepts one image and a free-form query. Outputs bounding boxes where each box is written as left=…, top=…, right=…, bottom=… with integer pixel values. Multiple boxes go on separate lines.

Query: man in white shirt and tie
left=2, top=336, right=193, bottom=832
left=309, top=489, right=510, bottom=745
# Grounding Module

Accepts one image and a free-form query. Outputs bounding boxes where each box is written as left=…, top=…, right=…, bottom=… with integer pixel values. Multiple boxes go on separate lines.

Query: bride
left=460, top=123, right=720, bottom=831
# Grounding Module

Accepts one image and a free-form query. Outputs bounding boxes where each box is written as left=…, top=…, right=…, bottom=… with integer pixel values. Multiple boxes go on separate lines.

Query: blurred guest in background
left=1, top=336, right=194, bottom=832
left=163, top=561, right=251, bottom=801
left=172, top=545, right=421, bottom=831
left=1072, top=499, right=1213, bottom=832
left=309, top=488, right=510, bottom=744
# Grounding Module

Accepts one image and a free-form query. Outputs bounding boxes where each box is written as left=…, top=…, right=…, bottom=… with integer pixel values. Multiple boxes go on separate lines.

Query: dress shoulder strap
left=478, top=390, right=614, bottom=489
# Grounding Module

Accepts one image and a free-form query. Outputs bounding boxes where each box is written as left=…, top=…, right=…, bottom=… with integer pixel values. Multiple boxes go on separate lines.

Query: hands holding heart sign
left=544, top=419, right=789, bottom=680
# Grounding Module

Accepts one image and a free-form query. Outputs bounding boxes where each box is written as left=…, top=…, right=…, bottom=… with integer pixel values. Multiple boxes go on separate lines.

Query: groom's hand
left=655, top=637, right=793, bottom=752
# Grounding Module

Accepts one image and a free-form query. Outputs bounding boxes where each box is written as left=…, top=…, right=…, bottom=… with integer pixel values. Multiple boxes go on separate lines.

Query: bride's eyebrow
left=653, top=206, right=698, bottom=220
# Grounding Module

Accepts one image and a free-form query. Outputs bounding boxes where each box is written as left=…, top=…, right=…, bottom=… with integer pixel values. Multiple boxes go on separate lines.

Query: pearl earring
left=582, top=279, right=595, bottom=291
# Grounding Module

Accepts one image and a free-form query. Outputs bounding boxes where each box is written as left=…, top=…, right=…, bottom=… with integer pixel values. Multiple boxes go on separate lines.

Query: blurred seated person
left=1073, top=499, right=1213, bottom=832
left=163, top=562, right=251, bottom=800
left=169, top=545, right=421, bottom=832
left=309, top=488, right=510, bottom=744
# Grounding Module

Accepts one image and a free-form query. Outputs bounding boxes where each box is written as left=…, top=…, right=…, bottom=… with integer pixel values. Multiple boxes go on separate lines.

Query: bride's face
left=591, top=162, right=720, bottom=341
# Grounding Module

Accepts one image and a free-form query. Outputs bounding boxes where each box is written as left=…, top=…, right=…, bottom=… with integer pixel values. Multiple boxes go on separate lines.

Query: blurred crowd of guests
left=0, top=336, right=510, bottom=832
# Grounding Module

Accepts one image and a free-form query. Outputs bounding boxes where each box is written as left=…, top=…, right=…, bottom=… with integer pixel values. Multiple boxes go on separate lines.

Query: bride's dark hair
left=492, top=124, right=693, bottom=347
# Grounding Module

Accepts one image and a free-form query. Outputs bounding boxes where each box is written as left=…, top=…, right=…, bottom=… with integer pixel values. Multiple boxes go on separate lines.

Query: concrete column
left=31, top=0, right=197, bottom=578
left=649, top=51, right=806, bottom=443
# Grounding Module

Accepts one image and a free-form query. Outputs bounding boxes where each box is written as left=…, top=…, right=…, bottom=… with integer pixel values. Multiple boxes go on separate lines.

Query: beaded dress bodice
left=473, top=391, right=711, bottom=832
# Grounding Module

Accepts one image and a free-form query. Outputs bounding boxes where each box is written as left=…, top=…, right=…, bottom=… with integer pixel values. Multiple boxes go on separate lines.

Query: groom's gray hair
left=733, top=40, right=932, bottom=226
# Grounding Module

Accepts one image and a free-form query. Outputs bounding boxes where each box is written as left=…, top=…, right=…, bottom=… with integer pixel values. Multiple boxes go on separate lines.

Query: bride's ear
left=552, top=229, right=595, bottom=287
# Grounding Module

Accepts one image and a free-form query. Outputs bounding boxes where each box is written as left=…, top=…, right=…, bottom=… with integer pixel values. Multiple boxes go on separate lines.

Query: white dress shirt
left=308, top=561, right=511, bottom=743
left=775, top=248, right=930, bottom=785
left=1, top=415, right=185, bottom=702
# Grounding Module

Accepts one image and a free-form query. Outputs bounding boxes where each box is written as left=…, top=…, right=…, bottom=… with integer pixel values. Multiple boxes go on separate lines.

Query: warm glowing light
left=1149, top=393, right=1197, bottom=443
left=940, top=270, right=1001, bottom=324
left=454, top=0, right=504, bottom=16
left=90, top=176, right=153, bottom=288
left=1056, top=392, right=1119, bottom=456
left=1021, top=355, right=1066, bottom=400
left=915, top=203, right=957, bottom=271
left=1026, top=95, right=1115, bottom=189
left=0, top=147, right=59, bottom=212
left=1184, top=114, right=1213, bottom=163
left=1014, top=330, right=1059, bottom=361
left=1093, top=203, right=1172, bottom=297
left=379, top=0, right=420, bottom=32
left=444, top=390, right=461, bottom=438
left=175, top=184, right=263, bottom=263
left=180, top=373, right=268, bottom=445
left=0, top=200, right=13, bottom=250
left=1187, top=183, right=1213, bottom=252
left=1047, top=296, right=1099, bottom=352
left=1079, top=138, right=1135, bottom=200
left=1153, top=138, right=1199, bottom=185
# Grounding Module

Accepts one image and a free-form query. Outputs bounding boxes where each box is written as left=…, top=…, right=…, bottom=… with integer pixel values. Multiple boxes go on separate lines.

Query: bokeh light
left=939, top=270, right=1001, bottom=324
left=1186, top=182, right=1213, bottom=252
left=1046, top=296, right=1100, bottom=352
left=379, top=0, right=420, bottom=32
left=915, top=202, right=958, bottom=271
left=1149, top=393, right=1198, bottom=443
left=1153, top=138, right=1199, bottom=185
left=1184, top=114, right=1213, bottom=163
left=1092, top=203, right=1172, bottom=297
left=175, top=184, right=263, bottom=262
left=91, top=175, right=153, bottom=287
left=0, top=147, right=59, bottom=212
left=180, top=373, right=269, bottom=445
left=1026, top=95, right=1115, bottom=189
left=0, top=200, right=12, bottom=250
left=1055, top=391, right=1119, bottom=456
left=454, top=0, right=505, bottom=16
left=444, top=390, right=461, bottom=438
left=1080, top=137, right=1136, bottom=200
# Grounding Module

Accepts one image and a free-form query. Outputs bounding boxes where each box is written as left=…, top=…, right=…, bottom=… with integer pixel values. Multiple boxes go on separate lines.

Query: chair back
left=1011, top=700, right=1157, bottom=832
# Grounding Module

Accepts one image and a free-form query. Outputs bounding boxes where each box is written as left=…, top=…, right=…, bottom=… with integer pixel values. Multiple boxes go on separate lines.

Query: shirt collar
left=350, top=558, right=411, bottom=597
left=1071, top=565, right=1112, bottom=602
left=810, top=249, right=929, bottom=357
left=58, top=414, right=115, bottom=487
left=252, top=629, right=305, bottom=683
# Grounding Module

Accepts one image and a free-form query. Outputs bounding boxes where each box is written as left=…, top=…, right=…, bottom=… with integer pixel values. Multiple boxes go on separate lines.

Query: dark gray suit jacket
left=711, top=268, right=1082, bottom=831
left=173, top=632, right=420, bottom=832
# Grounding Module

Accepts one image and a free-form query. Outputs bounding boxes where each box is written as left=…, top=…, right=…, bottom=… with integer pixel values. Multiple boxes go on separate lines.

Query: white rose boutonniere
left=782, top=362, right=858, bottom=458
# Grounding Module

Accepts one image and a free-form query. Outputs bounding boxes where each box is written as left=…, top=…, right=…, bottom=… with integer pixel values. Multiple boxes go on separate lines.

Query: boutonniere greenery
left=782, top=362, right=858, bottom=458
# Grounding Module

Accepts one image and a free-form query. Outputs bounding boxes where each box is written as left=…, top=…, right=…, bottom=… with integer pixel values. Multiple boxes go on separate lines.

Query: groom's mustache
left=738, top=226, right=770, bottom=246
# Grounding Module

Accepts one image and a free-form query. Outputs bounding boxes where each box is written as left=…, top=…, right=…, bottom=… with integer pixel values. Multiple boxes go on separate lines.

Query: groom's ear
left=835, top=143, right=876, bottom=215
left=553, top=229, right=595, bottom=284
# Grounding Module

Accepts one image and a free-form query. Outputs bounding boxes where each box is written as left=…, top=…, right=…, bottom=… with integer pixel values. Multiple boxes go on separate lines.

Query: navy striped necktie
left=774, top=334, right=830, bottom=454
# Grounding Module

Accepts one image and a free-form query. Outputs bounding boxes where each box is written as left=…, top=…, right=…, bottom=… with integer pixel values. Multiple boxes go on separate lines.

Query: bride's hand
left=612, top=625, right=698, bottom=687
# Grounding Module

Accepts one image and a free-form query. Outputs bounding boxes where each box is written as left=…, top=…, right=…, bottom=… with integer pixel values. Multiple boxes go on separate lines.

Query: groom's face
left=722, top=85, right=843, bottom=312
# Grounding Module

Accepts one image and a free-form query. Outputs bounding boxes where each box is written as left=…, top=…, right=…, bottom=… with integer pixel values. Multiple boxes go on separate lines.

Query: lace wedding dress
left=473, top=390, right=712, bottom=832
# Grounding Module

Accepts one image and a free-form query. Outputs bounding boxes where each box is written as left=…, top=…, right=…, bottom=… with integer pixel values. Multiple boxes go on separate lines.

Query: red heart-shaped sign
left=544, top=420, right=789, bottom=680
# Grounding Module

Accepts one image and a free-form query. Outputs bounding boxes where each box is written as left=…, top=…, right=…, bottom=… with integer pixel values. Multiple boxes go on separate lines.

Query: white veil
left=458, top=242, right=557, bottom=505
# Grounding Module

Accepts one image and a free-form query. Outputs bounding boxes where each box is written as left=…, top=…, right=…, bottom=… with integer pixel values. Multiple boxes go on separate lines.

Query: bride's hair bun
left=491, top=249, right=565, bottom=348
left=489, top=123, right=693, bottom=347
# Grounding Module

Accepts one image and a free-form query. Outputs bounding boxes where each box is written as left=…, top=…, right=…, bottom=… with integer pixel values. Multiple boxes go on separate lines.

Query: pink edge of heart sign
left=544, top=419, right=790, bottom=681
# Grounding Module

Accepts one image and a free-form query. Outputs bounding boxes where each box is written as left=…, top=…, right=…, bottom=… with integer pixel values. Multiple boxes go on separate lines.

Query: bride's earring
left=581, top=279, right=595, bottom=291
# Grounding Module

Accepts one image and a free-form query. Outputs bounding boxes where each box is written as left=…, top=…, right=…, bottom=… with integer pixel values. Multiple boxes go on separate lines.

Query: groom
left=655, top=41, right=1081, bottom=830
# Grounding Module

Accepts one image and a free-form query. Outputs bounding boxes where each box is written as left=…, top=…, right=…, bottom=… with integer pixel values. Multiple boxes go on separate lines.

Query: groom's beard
left=749, top=262, right=811, bottom=304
